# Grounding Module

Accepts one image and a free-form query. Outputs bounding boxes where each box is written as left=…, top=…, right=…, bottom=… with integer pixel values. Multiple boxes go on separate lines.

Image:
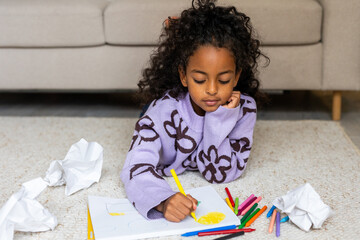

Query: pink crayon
left=237, top=194, right=254, bottom=210
left=237, top=195, right=255, bottom=214
left=240, top=197, right=262, bottom=215
left=240, top=196, right=262, bottom=215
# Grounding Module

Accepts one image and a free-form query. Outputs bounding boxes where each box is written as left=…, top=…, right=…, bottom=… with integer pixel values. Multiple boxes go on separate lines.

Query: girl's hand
left=223, top=91, right=241, bottom=109
left=156, top=193, right=198, bottom=222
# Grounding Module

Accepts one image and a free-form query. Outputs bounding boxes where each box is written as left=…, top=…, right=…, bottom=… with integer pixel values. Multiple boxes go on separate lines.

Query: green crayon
left=241, top=203, right=258, bottom=223
left=238, top=208, right=260, bottom=229
left=234, top=198, right=239, bottom=215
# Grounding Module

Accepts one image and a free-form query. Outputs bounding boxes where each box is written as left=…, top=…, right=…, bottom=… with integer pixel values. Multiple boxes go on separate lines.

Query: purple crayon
left=276, top=212, right=280, bottom=237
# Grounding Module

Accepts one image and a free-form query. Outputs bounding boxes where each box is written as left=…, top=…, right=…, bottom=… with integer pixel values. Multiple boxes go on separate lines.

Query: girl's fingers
left=228, top=97, right=236, bottom=107
left=165, top=211, right=183, bottom=222
left=232, top=91, right=241, bottom=96
left=230, top=92, right=241, bottom=107
left=225, top=96, right=238, bottom=108
left=187, top=194, right=198, bottom=210
left=163, top=193, right=195, bottom=222
left=164, top=202, right=187, bottom=222
left=169, top=201, right=193, bottom=221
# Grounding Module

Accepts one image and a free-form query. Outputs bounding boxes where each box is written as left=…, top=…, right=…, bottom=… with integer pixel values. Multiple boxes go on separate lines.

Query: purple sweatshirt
left=120, top=92, right=257, bottom=219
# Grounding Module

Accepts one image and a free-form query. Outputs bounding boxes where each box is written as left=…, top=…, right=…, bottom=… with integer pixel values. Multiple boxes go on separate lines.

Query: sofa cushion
left=105, top=0, right=322, bottom=46
left=0, top=0, right=108, bottom=47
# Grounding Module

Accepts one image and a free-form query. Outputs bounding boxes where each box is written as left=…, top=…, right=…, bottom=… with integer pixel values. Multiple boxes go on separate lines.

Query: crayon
left=245, top=205, right=267, bottom=227
left=238, top=208, right=260, bottom=229
left=240, top=196, right=262, bottom=215
left=237, top=194, right=254, bottom=211
left=87, top=206, right=95, bottom=240
left=170, top=169, right=196, bottom=221
left=268, top=209, right=277, bottom=233
left=237, top=222, right=246, bottom=230
left=276, top=211, right=280, bottom=237
left=181, top=225, right=237, bottom=237
left=225, top=198, right=234, bottom=212
left=240, top=203, right=258, bottom=222
left=198, top=228, right=255, bottom=236
left=234, top=197, right=239, bottom=215
left=238, top=196, right=256, bottom=214
left=280, top=216, right=289, bottom=223
left=267, top=205, right=276, bottom=218
left=213, top=231, right=244, bottom=240
left=225, top=187, right=235, bottom=207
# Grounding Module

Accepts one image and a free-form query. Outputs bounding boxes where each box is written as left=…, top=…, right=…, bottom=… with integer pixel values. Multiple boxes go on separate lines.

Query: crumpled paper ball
left=0, top=178, right=57, bottom=240
left=273, top=183, right=333, bottom=231
left=44, top=138, right=103, bottom=195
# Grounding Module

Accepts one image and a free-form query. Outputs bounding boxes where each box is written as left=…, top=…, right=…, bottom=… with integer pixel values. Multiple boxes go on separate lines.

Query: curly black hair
left=137, top=0, right=269, bottom=106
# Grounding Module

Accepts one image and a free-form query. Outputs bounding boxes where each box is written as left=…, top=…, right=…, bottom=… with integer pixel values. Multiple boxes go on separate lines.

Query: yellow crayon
left=87, top=206, right=95, bottom=240
left=225, top=197, right=234, bottom=212
left=170, top=169, right=197, bottom=221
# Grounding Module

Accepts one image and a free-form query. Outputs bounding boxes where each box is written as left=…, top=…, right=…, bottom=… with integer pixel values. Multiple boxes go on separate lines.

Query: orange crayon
left=268, top=209, right=277, bottom=233
left=245, top=206, right=267, bottom=227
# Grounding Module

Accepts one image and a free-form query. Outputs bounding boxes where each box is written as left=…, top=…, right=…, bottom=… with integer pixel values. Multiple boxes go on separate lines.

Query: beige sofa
left=0, top=0, right=359, bottom=120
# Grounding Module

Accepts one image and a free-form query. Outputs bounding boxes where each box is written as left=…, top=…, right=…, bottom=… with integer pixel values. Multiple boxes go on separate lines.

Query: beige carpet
left=0, top=117, right=359, bottom=240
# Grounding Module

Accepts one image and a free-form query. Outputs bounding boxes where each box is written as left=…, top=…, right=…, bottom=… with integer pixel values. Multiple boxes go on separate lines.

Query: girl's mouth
left=203, top=99, right=219, bottom=106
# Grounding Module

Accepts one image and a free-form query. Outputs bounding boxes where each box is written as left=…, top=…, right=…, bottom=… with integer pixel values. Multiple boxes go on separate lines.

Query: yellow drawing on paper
left=197, top=212, right=225, bottom=225
left=108, top=212, right=125, bottom=216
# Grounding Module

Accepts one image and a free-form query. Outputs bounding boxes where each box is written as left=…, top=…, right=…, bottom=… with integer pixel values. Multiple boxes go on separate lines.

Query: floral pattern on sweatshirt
left=198, top=145, right=232, bottom=183
left=129, top=115, right=159, bottom=151
left=164, top=110, right=197, bottom=154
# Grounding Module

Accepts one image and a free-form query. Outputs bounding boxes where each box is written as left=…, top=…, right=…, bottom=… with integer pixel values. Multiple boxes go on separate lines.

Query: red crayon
left=198, top=228, right=255, bottom=237
left=225, top=187, right=235, bottom=207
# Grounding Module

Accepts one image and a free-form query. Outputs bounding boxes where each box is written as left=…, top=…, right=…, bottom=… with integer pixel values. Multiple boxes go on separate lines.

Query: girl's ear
left=234, top=68, right=242, bottom=87
left=178, top=66, right=188, bottom=87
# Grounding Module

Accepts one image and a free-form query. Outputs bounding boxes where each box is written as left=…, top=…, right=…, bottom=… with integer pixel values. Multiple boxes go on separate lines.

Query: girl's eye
left=193, top=79, right=206, bottom=84
left=219, top=79, right=231, bottom=84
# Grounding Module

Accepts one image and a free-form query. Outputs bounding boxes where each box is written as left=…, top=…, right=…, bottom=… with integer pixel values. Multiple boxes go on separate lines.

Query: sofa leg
left=332, top=91, right=342, bottom=121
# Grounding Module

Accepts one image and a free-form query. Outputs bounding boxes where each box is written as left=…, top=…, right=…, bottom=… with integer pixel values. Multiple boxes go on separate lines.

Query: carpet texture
left=0, top=117, right=359, bottom=240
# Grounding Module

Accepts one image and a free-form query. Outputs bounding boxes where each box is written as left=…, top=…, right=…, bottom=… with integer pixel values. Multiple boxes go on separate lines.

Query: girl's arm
left=120, top=115, right=176, bottom=220
left=195, top=95, right=257, bottom=183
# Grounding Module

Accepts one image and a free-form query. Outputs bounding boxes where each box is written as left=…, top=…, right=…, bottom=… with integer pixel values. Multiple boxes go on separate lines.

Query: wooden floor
left=0, top=90, right=359, bottom=149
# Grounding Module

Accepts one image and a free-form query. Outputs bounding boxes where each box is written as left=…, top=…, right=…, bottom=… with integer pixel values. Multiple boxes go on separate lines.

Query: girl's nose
left=206, top=81, right=218, bottom=95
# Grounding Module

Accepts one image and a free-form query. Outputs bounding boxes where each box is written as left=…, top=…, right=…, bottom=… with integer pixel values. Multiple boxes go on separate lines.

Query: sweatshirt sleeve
left=120, top=115, right=176, bottom=220
left=195, top=97, right=257, bottom=183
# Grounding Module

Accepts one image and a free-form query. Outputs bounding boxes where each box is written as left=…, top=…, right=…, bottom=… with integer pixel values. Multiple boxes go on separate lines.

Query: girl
left=121, top=0, right=269, bottom=223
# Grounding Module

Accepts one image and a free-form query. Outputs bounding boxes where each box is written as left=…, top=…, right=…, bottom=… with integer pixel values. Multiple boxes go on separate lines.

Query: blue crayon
left=267, top=205, right=276, bottom=218
left=280, top=216, right=289, bottom=223
left=181, top=225, right=237, bottom=237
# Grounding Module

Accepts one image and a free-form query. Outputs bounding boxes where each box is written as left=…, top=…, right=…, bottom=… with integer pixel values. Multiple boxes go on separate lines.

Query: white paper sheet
left=88, top=186, right=240, bottom=240
left=273, top=183, right=333, bottom=232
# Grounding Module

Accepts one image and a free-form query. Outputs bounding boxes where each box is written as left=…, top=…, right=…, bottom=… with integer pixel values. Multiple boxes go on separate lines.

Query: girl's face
left=179, top=45, right=240, bottom=116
